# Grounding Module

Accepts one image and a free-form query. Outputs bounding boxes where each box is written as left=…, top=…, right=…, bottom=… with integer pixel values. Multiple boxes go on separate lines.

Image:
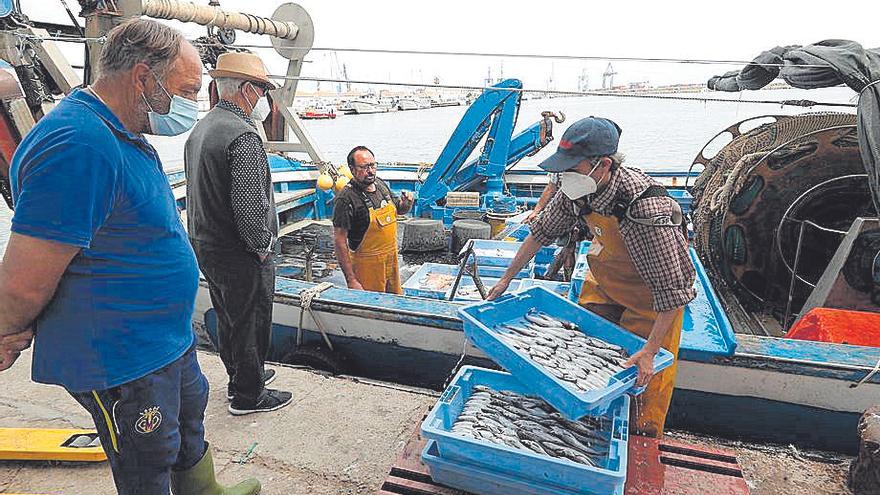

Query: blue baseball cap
left=538, top=117, right=622, bottom=172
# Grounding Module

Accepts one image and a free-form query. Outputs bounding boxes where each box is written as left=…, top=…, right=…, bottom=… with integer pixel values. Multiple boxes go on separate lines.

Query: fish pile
left=493, top=310, right=630, bottom=393
left=419, top=272, right=456, bottom=291
left=452, top=385, right=610, bottom=467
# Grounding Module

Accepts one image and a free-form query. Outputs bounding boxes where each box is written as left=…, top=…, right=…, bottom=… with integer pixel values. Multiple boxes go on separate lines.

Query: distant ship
left=297, top=104, right=337, bottom=120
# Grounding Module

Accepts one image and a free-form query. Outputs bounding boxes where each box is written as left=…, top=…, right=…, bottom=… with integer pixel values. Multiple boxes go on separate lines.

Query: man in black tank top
left=333, top=146, right=413, bottom=292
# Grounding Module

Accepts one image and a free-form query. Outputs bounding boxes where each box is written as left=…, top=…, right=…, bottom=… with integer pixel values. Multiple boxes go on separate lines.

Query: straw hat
left=208, top=52, right=278, bottom=89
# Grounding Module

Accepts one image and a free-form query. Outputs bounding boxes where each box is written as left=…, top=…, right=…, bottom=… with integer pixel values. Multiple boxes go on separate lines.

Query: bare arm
left=395, top=191, right=414, bottom=215
left=0, top=233, right=79, bottom=336
left=333, top=227, right=363, bottom=290
left=535, top=181, right=559, bottom=213
left=0, top=233, right=79, bottom=370
left=624, top=307, right=683, bottom=387
left=525, top=180, right=558, bottom=224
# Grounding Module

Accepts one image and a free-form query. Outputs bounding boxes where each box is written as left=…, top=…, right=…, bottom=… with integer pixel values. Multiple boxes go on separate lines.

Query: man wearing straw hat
left=186, top=52, right=292, bottom=416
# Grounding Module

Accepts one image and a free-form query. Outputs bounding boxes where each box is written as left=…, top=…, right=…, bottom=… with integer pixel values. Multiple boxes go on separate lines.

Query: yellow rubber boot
left=171, top=447, right=261, bottom=495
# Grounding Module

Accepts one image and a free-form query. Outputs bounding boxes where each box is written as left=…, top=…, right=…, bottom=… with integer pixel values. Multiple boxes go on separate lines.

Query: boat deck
left=0, top=350, right=852, bottom=494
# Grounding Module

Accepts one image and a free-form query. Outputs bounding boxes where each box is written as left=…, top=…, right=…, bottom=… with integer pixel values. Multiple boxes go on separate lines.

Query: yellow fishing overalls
left=578, top=212, right=684, bottom=438
left=350, top=195, right=402, bottom=294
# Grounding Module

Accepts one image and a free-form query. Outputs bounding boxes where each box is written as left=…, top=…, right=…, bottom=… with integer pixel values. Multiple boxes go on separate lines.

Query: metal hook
left=541, top=110, right=566, bottom=123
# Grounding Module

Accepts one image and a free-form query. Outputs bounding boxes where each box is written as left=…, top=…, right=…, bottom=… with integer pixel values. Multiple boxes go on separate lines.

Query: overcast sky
left=28, top=1, right=880, bottom=92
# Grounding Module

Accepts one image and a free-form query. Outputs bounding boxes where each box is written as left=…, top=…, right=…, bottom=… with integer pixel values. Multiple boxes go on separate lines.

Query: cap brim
left=208, top=68, right=279, bottom=90
left=538, top=149, right=582, bottom=172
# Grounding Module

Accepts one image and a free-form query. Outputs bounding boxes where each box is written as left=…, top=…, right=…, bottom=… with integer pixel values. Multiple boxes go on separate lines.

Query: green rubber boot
left=171, top=447, right=261, bottom=495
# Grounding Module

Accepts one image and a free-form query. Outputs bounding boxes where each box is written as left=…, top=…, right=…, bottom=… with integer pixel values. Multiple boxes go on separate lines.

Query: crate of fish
left=404, top=263, right=525, bottom=300
left=471, top=239, right=523, bottom=267
left=518, top=278, right=569, bottom=298
left=422, top=440, right=611, bottom=495
left=403, top=263, right=458, bottom=299
left=421, top=366, right=628, bottom=495
left=459, top=286, right=674, bottom=420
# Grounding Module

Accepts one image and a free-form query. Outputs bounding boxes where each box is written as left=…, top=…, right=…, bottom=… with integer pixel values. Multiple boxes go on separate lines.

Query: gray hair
left=215, top=77, right=249, bottom=98
left=98, top=18, right=184, bottom=79
left=591, top=152, right=626, bottom=172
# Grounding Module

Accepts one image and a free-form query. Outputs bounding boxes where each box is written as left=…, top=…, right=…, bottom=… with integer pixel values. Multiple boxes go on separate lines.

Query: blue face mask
left=142, top=72, right=198, bottom=136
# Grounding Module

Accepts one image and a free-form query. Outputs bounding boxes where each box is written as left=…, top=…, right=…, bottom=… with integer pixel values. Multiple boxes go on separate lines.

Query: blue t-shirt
left=10, top=88, right=200, bottom=393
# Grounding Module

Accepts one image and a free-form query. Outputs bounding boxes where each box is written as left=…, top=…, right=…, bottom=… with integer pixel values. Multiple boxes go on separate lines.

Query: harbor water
left=0, top=87, right=856, bottom=256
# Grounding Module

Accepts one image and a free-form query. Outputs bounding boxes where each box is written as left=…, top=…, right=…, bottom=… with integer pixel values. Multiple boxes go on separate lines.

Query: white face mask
left=245, top=83, right=270, bottom=122
left=560, top=161, right=603, bottom=200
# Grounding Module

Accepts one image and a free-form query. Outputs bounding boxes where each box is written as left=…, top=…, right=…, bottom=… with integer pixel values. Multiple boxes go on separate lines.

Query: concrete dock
left=0, top=349, right=435, bottom=494
left=0, top=349, right=853, bottom=494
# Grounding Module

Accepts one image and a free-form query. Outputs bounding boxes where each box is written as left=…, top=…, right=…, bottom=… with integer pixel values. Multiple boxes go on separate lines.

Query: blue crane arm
left=443, top=120, right=552, bottom=193
left=416, top=79, right=522, bottom=210
left=415, top=79, right=562, bottom=215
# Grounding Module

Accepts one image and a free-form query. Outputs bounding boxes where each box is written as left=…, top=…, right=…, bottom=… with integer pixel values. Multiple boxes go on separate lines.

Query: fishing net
left=691, top=112, right=874, bottom=315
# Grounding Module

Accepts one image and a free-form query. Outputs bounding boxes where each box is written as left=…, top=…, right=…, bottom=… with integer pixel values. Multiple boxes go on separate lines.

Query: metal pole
left=783, top=221, right=807, bottom=331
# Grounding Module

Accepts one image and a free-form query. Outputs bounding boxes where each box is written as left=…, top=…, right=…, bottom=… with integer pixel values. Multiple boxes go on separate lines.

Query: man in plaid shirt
left=488, top=117, right=695, bottom=438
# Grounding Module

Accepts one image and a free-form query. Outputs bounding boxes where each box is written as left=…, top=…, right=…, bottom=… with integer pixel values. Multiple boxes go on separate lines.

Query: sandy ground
left=0, top=349, right=856, bottom=495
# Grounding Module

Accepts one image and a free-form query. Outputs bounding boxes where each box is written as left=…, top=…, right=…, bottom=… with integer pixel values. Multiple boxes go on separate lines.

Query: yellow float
left=334, top=175, right=350, bottom=192
left=316, top=174, right=334, bottom=191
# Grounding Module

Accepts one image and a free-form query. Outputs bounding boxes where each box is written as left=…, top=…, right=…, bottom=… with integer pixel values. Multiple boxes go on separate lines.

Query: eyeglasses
left=354, top=162, right=378, bottom=171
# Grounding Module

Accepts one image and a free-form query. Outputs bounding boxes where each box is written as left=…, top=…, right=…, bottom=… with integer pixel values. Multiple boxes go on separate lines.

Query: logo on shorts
left=135, top=406, right=162, bottom=435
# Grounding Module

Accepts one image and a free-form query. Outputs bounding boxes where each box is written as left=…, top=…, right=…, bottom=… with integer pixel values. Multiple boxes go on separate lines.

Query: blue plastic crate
left=403, top=263, right=458, bottom=299
left=568, top=249, right=590, bottom=302
left=404, top=263, right=524, bottom=300
left=478, top=262, right=532, bottom=279
left=458, top=287, right=674, bottom=420
left=535, top=245, right=561, bottom=265
left=668, top=189, right=693, bottom=215
left=454, top=277, right=520, bottom=302
left=421, top=366, right=628, bottom=495
left=471, top=239, right=522, bottom=267
left=422, top=440, right=623, bottom=495
left=532, top=263, right=564, bottom=281
left=518, top=278, right=569, bottom=298
left=578, top=240, right=591, bottom=256
left=505, top=211, right=532, bottom=224
left=499, top=223, right=530, bottom=242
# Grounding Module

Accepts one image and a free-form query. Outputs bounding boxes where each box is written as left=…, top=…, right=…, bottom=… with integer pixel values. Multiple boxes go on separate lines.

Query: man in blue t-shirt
left=0, top=20, right=259, bottom=495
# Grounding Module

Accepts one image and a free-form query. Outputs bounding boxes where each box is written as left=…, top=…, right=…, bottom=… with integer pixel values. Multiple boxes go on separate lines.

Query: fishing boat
left=1, top=0, right=878, bottom=459
left=297, top=104, right=336, bottom=119
left=343, top=95, right=393, bottom=114
left=395, top=95, right=432, bottom=111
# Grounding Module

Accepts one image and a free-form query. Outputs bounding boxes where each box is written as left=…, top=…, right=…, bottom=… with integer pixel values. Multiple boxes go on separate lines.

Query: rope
left=9, top=32, right=833, bottom=69
left=861, top=79, right=880, bottom=94
left=189, top=43, right=833, bottom=69
left=10, top=33, right=854, bottom=108
left=850, top=356, right=880, bottom=389
left=296, top=281, right=335, bottom=351
left=267, top=74, right=857, bottom=108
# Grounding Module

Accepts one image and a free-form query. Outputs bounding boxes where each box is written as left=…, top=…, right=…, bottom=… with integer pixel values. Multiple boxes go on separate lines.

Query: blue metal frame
left=414, top=79, right=555, bottom=221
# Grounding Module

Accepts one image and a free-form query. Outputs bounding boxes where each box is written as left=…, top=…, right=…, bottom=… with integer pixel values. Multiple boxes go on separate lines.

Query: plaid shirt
left=531, top=167, right=696, bottom=312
